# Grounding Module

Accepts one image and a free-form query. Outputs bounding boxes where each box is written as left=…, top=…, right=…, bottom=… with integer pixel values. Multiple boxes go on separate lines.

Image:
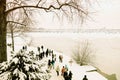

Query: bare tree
left=7, top=3, right=31, bottom=51
left=0, top=0, right=92, bottom=62
left=72, top=41, right=94, bottom=66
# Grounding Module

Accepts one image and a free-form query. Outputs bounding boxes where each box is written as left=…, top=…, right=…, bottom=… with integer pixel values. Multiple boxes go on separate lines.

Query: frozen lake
left=7, top=32, right=120, bottom=80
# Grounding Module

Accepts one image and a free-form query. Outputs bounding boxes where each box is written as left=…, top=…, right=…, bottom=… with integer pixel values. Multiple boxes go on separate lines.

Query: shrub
left=72, top=41, right=94, bottom=66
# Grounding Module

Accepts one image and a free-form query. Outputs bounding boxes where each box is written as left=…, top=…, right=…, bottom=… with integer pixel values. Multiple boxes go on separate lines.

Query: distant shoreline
left=28, top=29, right=120, bottom=33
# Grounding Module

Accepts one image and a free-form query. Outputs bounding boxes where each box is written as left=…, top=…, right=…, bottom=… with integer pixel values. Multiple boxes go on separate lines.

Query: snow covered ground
left=49, top=51, right=108, bottom=80
left=8, top=32, right=120, bottom=80
left=7, top=45, right=107, bottom=80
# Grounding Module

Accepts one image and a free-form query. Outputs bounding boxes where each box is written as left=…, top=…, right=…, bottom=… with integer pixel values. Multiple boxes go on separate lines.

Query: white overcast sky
left=32, top=0, right=120, bottom=29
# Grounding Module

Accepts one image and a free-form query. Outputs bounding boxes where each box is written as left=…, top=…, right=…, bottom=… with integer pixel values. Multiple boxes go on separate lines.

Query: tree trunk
left=0, top=0, right=7, bottom=63
left=11, top=29, right=15, bottom=51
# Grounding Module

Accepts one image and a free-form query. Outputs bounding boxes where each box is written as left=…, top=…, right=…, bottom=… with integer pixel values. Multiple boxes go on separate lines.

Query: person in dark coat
left=22, top=46, right=25, bottom=50
left=39, top=53, right=42, bottom=60
left=46, top=48, right=49, bottom=57
left=83, top=75, right=88, bottom=80
left=37, top=47, right=40, bottom=53
left=48, top=59, right=51, bottom=69
left=63, top=71, right=68, bottom=80
left=41, top=45, right=45, bottom=58
left=68, top=71, right=73, bottom=80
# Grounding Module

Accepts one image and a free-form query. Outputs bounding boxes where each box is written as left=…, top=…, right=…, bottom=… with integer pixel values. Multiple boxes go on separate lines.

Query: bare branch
left=6, top=2, right=87, bottom=16
left=36, top=0, right=42, bottom=7
left=56, top=0, right=61, bottom=5
left=7, top=21, right=26, bottom=26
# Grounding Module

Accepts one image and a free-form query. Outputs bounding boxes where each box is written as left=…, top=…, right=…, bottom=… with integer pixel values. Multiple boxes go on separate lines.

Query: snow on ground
left=51, top=51, right=108, bottom=80
left=7, top=45, right=107, bottom=80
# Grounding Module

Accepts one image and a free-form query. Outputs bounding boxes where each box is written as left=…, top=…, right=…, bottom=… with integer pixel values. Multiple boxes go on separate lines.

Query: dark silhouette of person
left=22, top=45, right=27, bottom=51
left=39, top=53, right=42, bottom=60
left=22, top=46, right=25, bottom=50
left=68, top=71, right=73, bottom=80
left=48, top=59, right=51, bottom=69
left=37, top=47, right=40, bottom=53
left=41, top=45, right=45, bottom=58
left=83, top=75, right=88, bottom=80
left=46, top=48, right=49, bottom=57
left=63, top=71, right=68, bottom=80
left=41, top=45, right=44, bottom=50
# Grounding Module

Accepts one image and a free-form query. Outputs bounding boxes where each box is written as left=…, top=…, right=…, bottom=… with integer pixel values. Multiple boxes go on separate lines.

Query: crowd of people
left=61, top=66, right=73, bottom=80
left=47, top=55, right=73, bottom=80
left=21, top=45, right=88, bottom=80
